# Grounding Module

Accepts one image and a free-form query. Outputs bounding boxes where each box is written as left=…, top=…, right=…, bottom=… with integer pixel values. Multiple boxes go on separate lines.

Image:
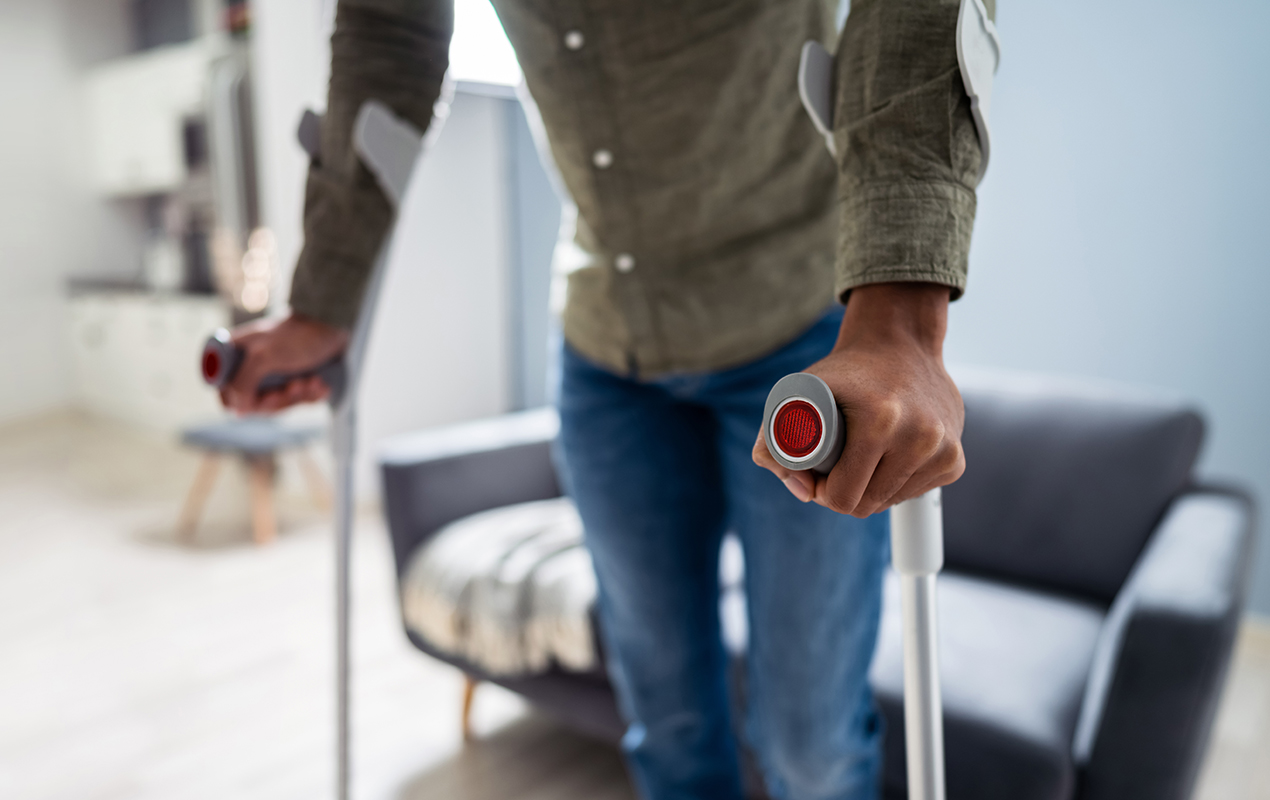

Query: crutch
left=763, top=373, right=946, bottom=800
left=202, top=100, right=430, bottom=800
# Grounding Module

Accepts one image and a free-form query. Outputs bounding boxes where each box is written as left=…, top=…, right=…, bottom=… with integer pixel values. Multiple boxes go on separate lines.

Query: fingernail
left=783, top=477, right=811, bottom=502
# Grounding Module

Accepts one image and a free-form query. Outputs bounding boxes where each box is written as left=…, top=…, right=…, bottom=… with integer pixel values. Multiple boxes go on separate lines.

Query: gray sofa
left=378, top=371, right=1255, bottom=800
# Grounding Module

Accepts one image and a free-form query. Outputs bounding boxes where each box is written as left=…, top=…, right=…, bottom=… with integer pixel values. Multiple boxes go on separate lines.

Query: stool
left=178, top=417, right=330, bottom=545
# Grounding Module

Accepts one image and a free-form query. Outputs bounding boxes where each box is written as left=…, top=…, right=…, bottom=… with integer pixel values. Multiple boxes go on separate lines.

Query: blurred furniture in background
left=179, top=417, right=329, bottom=545
left=78, top=0, right=266, bottom=321
left=84, top=37, right=217, bottom=197
left=378, top=370, right=1255, bottom=800
left=68, top=288, right=228, bottom=432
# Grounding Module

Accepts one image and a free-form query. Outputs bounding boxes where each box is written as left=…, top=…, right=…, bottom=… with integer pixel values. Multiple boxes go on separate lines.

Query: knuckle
left=938, top=441, right=966, bottom=476
left=945, top=447, right=967, bottom=482
left=910, top=418, right=946, bottom=455
left=871, top=396, right=904, bottom=433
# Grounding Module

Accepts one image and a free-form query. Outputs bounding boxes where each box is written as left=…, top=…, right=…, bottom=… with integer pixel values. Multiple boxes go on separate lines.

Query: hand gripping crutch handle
left=200, top=327, right=348, bottom=405
left=764, top=373, right=946, bottom=800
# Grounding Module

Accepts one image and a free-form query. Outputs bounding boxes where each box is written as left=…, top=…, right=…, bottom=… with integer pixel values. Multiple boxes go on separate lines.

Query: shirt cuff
left=835, top=180, right=976, bottom=302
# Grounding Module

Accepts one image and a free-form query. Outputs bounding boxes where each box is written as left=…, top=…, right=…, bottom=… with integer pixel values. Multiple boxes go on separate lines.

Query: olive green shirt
left=290, top=0, right=993, bottom=376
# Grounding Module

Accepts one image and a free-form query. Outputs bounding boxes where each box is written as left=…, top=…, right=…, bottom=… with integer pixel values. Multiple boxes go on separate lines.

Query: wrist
left=834, top=283, right=950, bottom=358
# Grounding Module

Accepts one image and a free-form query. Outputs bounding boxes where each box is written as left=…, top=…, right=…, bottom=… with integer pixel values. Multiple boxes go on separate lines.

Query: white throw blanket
left=400, top=497, right=598, bottom=676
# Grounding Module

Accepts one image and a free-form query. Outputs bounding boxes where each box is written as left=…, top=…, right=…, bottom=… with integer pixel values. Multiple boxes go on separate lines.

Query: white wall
left=0, top=0, right=142, bottom=424
left=946, top=0, right=1270, bottom=614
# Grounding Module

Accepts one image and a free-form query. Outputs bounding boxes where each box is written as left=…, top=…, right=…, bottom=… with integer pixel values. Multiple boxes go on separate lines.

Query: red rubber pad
left=202, top=348, right=222, bottom=383
left=773, top=400, right=822, bottom=458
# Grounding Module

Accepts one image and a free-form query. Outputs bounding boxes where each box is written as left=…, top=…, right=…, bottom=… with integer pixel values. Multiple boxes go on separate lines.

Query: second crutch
left=201, top=99, right=432, bottom=800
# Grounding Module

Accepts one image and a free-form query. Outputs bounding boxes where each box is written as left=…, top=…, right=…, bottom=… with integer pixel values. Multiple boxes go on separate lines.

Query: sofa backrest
left=943, top=369, right=1204, bottom=605
left=380, top=408, right=563, bottom=576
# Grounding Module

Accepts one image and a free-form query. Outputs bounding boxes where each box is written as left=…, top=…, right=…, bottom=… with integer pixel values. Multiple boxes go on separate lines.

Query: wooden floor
left=0, top=411, right=1264, bottom=800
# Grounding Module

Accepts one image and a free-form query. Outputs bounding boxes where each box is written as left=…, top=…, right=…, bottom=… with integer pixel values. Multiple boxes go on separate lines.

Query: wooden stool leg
left=247, top=455, right=277, bottom=546
left=296, top=449, right=333, bottom=513
left=178, top=454, right=222, bottom=542
left=461, top=673, right=479, bottom=742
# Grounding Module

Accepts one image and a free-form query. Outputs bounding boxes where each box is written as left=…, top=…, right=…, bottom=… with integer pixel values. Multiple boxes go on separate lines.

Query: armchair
left=378, top=370, right=1254, bottom=800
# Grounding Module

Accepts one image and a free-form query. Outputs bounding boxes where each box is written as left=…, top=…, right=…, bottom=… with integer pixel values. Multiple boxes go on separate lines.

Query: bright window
left=448, top=0, right=521, bottom=86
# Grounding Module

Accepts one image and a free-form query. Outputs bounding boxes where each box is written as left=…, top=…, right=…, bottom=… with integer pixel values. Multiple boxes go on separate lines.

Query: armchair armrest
left=378, top=407, right=563, bottom=577
left=1074, top=488, right=1256, bottom=800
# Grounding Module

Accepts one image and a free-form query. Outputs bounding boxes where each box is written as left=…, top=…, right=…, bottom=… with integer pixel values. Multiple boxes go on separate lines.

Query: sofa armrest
left=1074, top=488, right=1255, bottom=800
left=378, top=407, right=563, bottom=576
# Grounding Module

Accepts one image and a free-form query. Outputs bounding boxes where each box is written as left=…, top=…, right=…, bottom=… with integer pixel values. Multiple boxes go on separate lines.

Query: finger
left=260, top=376, right=328, bottom=412
left=752, top=432, right=815, bottom=502
left=850, top=452, right=921, bottom=518
left=225, top=346, right=273, bottom=411
left=222, top=384, right=251, bottom=415
left=852, top=423, right=947, bottom=517
left=258, top=378, right=307, bottom=412
left=882, top=441, right=965, bottom=509
left=310, top=376, right=332, bottom=402
left=814, top=432, right=887, bottom=517
left=285, top=376, right=314, bottom=403
left=297, top=374, right=330, bottom=402
left=255, top=389, right=292, bottom=413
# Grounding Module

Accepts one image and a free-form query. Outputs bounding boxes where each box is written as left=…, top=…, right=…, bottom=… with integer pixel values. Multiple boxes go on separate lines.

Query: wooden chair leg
left=247, top=455, right=277, bottom=546
left=178, top=453, right=222, bottom=542
left=296, top=449, right=333, bottom=513
left=461, top=673, right=479, bottom=742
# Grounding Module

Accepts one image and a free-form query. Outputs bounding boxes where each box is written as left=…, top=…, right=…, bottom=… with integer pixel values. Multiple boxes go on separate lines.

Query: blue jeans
left=556, top=308, right=888, bottom=800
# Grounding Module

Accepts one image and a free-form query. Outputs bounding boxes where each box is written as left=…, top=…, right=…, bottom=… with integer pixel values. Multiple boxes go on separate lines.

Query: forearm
left=832, top=0, right=993, bottom=301
left=289, top=0, right=453, bottom=329
left=835, top=283, right=949, bottom=359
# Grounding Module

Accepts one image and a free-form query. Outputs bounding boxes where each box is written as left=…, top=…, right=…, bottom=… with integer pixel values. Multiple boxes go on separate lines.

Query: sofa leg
left=461, top=673, right=479, bottom=742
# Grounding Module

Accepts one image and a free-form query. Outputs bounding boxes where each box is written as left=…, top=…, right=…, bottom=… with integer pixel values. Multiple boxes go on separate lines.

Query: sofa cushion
left=400, top=498, right=599, bottom=677
left=871, top=571, right=1105, bottom=800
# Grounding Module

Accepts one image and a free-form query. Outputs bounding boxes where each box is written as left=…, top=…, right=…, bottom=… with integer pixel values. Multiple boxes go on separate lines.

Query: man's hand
left=752, top=283, right=965, bottom=517
left=219, top=313, right=350, bottom=414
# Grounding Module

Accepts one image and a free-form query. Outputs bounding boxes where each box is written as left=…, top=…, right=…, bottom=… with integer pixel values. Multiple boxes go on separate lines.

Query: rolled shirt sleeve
left=832, top=0, right=996, bottom=301
left=288, top=0, right=453, bottom=329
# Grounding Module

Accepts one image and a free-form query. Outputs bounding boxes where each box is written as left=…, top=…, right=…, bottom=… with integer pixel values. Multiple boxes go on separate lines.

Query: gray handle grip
left=762, top=372, right=846, bottom=475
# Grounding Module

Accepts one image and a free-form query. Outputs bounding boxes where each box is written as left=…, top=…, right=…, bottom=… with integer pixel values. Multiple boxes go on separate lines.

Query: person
left=221, top=1, right=993, bottom=797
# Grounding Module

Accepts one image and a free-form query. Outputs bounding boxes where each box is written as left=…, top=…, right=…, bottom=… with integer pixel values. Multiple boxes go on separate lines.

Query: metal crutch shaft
left=892, top=491, right=946, bottom=800
left=763, top=372, right=947, bottom=800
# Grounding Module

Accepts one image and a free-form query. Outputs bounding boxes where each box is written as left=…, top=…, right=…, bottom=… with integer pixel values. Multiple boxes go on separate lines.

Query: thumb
left=752, top=431, right=815, bottom=502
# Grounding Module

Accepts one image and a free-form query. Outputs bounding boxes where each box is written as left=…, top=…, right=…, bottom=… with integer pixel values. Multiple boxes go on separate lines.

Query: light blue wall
left=945, top=1, right=1270, bottom=613
left=505, top=97, right=561, bottom=411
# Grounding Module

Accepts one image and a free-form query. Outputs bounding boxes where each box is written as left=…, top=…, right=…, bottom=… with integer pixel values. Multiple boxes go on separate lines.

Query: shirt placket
left=549, top=0, right=662, bottom=375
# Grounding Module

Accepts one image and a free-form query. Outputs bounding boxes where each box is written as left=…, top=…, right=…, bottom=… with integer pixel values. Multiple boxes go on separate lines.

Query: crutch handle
left=200, top=327, right=347, bottom=405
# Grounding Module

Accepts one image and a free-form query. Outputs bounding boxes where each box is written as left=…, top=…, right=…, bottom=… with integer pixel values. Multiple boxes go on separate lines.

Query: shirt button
left=563, top=30, right=585, bottom=50
left=615, top=253, right=636, bottom=273
left=592, top=149, right=613, bottom=169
